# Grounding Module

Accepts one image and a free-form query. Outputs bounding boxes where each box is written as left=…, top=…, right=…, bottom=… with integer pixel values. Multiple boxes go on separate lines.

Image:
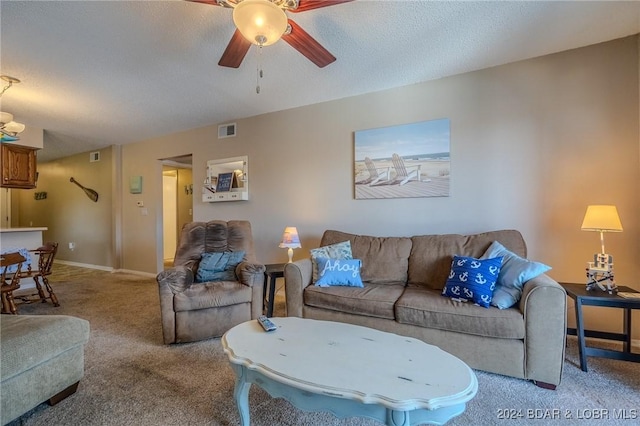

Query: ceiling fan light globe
left=0, top=112, right=14, bottom=125
left=4, top=121, right=25, bottom=134
left=233, top=0, right=287, bottom=46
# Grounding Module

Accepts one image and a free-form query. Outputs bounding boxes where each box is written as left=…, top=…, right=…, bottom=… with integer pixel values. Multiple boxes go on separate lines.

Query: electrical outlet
left=69, top=242, right=75, bottom=251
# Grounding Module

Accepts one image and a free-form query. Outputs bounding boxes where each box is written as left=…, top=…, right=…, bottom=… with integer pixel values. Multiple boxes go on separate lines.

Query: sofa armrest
left=236, top=261, right=266, bottom=287
left=156, top=265, right=195, bottom=344
left=157, top=265, right=194, bottom=294
left=237, top=261, right=266, bottom=319
left=519, top=273, right=567, bottom=386
left=284, top=259, right=313, bottom=317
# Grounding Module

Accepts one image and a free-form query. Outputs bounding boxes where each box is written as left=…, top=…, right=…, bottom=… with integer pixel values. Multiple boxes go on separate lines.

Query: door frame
left=157, top=158, right=193, bottom=273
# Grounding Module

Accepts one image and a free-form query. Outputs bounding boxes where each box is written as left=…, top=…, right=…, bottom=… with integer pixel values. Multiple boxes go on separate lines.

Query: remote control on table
left=257, top=315, right=277, bottom=332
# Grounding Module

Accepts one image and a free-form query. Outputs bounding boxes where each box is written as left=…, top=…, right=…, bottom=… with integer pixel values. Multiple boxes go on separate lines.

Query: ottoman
left=1, top=314, right=90, bottom=425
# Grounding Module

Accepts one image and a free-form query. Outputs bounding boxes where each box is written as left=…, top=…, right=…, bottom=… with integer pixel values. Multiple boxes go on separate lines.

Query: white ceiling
left=1, top=1, right=639, bottom=162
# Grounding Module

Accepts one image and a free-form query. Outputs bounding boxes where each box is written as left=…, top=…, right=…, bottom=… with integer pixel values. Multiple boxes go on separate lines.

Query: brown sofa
left=284, top=229, right=567, bottom=388
left=156, top=220, right=265, bottom=344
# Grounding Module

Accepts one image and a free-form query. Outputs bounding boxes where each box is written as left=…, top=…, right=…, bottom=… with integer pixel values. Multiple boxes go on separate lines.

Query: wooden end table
left=560, top=283, right=640, bottom=372
left=262, top=263, right=285, bottom=317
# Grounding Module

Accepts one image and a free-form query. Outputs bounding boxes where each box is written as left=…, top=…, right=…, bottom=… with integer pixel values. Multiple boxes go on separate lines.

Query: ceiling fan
left=189, top=0, right=353, bottom=68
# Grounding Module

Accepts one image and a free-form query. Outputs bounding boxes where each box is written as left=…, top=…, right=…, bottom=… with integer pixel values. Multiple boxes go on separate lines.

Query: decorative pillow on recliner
left=481, top=241, right=552, bottom=309
left=310, top=241, right=353, bottom=283
left=314, top=257, right=364, bottom=288
left=195, top=251, right=245, bottom=283
left=442, top=255, right=503, bottom=308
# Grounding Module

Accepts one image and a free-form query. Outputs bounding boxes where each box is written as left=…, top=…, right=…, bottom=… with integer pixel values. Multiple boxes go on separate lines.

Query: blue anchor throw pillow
left=442, top=255, right=503, bottom=308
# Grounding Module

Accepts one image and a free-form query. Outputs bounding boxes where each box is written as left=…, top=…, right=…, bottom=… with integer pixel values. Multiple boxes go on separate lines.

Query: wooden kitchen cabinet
left=1, top=143, right=38, bottom=189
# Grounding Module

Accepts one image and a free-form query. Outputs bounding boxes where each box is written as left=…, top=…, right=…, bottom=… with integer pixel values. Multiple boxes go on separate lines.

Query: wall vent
left=218, top=123, right=236, bottom=139
left=89, top=151, right=101, bottom=162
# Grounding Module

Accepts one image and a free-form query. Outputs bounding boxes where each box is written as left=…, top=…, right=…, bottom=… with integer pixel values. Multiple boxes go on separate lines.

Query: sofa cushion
left=320, top=230, right=412, bottom=284
left=408, top=230, right=526, bottom=291
left=396, top=286, right=525, bottom=339
left=481, top=241, right=552, bottom=309
left=304, top=282, right=405, bottom=320
left=173, top=281, right=252, bottom=312
left=442, top=255, right=502, bottom=308
left=310, top=240, right=353, bottom=283
left=315, top=257, right=364, bottom=288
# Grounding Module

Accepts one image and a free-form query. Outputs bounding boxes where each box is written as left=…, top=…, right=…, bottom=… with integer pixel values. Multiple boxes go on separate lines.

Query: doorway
left=162, top=170, right=178, bottom=263
left=160, top=155, right=193, bottom=269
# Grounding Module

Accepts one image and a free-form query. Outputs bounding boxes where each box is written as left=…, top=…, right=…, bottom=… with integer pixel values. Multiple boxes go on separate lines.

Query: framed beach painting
left=354, top=118, right=450, bottom=199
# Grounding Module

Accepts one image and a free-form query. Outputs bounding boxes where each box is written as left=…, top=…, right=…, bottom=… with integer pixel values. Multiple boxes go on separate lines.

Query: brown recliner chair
left=157, top=220, right=265, bottom=344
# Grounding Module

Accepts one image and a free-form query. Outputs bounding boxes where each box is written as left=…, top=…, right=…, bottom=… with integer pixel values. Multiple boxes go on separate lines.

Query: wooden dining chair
left=19, top=242, right=60, bottom=307
left=1, top=252, right=26, bottom=314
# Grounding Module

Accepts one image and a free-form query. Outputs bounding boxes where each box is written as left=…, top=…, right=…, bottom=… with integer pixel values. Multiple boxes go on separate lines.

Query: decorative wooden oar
left=70, top=177, right=99, bottom=202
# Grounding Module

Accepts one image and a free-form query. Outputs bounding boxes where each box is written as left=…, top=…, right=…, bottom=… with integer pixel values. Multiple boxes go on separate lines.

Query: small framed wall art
left=129, top=175, right=143, bottom=194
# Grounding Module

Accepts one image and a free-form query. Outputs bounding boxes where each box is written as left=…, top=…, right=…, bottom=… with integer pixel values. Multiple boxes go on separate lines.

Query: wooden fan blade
left=218, top=29, right=252, bottom=68
left=282, top=19, right=335, bottom=68
left=186, top=0, right=221, bottom=7
left=291, top=0, right=354, bottom=13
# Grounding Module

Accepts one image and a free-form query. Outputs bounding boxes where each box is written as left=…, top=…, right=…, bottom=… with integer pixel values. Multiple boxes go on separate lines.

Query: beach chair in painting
left=391, top=153, right=426, bottom=185
left=358, top=157, right=391, bottom=186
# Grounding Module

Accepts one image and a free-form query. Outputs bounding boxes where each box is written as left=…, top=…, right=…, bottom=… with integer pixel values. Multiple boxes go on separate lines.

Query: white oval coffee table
left=222, top=317, right=477, bottom=426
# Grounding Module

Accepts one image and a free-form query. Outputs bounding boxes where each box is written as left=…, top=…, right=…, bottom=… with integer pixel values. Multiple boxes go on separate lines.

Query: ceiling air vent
left=89, top=151, right=101, bottom=162
left=218, top=122, right=236, bottom=139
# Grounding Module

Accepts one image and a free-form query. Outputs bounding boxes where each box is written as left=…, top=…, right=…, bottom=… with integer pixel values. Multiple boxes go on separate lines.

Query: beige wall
left=14, top=147, right=114, bottom=267
left=121, top=35, right=639, bottom=337
left=122, top=36, right=638, bottom=266
left=12, top=36, right=635, bottom=335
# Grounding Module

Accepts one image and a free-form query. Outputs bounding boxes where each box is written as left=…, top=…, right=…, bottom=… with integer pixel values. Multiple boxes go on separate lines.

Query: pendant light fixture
left=0, top=75, right=26, bottom=141
left=232, top=0, right=288, bottom=47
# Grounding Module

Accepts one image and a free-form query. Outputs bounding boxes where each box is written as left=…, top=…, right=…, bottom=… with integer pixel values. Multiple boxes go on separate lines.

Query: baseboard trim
left=113, top=269, right=157, bottom=278
left=55, top=260, right=113, bottom=272
left=576, top=335, right=640, bottom=350
left=54, top=260, right=157, bottom=278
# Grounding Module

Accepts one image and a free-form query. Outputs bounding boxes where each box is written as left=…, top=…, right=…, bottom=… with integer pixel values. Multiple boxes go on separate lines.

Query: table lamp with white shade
left=581, top=205, right=623, bottom=293
left=279, top=227, right=301, bottom=263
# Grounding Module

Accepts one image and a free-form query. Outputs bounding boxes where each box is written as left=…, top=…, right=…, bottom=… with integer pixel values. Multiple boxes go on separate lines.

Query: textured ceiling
left=1, top=1, right=639, bottom=162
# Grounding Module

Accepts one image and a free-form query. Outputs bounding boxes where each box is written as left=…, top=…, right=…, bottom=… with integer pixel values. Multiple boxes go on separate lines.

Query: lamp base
left=586, top=253, right=617, bottom=293
left=287, top=247, right=294, bottom=263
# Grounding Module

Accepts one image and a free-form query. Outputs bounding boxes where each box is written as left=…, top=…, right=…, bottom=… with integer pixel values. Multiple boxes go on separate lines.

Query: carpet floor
left=5, top=265, right=640, bottom=425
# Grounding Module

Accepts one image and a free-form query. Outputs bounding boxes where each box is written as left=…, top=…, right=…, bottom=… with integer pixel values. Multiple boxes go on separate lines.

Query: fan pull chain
left=256, top=45, right=264, bottom=94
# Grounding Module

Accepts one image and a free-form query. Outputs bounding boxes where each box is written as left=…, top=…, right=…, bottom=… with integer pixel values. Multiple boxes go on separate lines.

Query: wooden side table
left=263, top=263, right=285, bottom=317
left=560, top=283, right=640, bottom=372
